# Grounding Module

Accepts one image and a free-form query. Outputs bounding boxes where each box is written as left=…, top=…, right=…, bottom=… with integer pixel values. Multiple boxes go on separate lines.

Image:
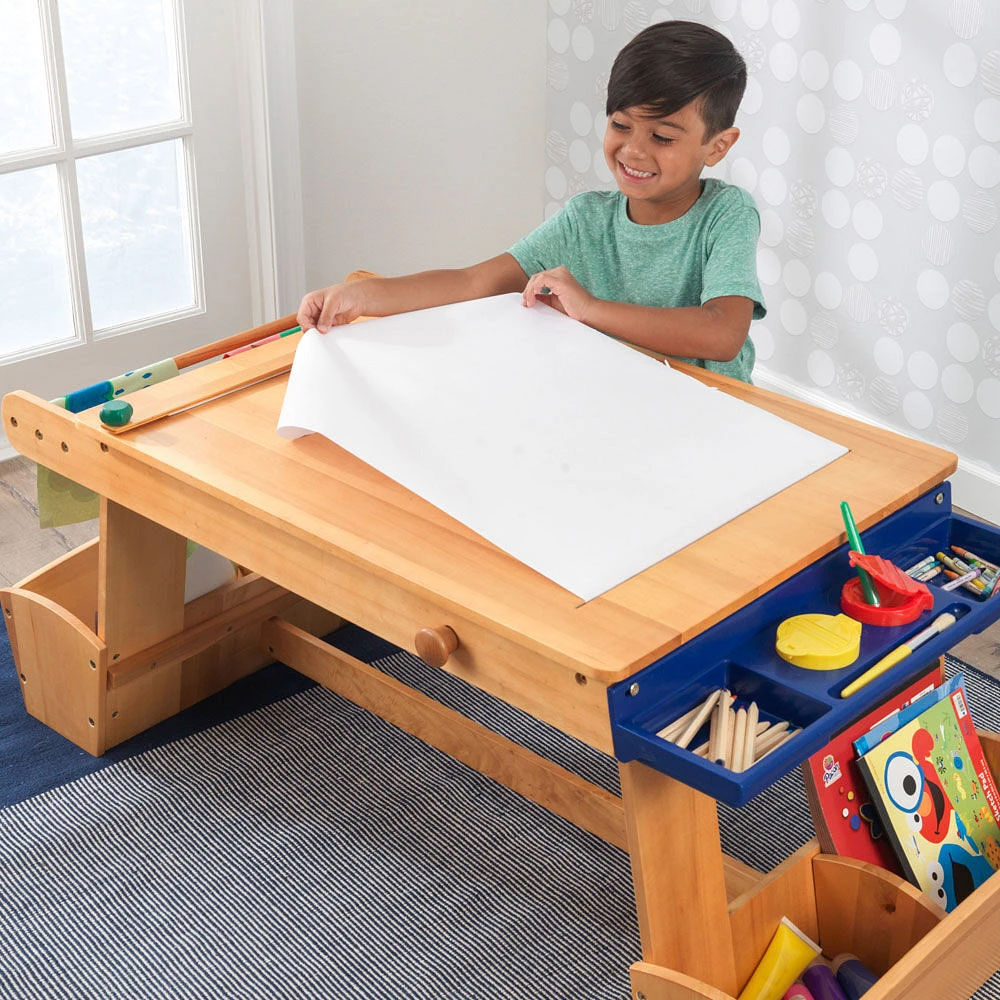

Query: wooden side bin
left=631, top=731, right=1000, bottom=1000
left=1, top=538, right=340, bottom=755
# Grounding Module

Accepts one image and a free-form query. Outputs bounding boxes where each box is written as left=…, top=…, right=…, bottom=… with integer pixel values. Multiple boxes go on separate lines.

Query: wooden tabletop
left=3, top=330, right=956, bottom=693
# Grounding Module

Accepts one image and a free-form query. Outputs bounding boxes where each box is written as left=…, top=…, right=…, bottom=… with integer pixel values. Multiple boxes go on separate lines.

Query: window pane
left=77, top=139, right=195, bottom=332
left=0, top=166, right=74, bottom=358
left=60, top=0, right=181, bottom=139
left=0, top=0, right=53, bottom=155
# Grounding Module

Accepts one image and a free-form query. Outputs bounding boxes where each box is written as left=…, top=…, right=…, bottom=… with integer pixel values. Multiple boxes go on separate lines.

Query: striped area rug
left=0, top=650, right=998, bottom=999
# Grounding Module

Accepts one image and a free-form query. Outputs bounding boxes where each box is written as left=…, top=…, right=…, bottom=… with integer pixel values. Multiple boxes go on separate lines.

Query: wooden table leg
left=97, top=499, right=187, bottom=752
left=98, top=499, right=187, bottom=657
left=620, top=760, right=739, bottom=996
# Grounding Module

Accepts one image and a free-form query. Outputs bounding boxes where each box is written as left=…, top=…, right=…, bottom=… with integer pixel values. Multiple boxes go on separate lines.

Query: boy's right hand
left=297, top=282, right=369, bottom=333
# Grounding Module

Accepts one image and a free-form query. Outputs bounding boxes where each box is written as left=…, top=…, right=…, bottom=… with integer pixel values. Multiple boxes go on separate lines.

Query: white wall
left=292, top=0, right=548, bottom=289
left=539, top=4, right=1000, bottom=524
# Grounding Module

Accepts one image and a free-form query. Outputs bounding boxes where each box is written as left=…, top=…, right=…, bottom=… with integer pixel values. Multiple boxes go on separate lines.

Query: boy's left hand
left=522, top=266, right=595, bottom=324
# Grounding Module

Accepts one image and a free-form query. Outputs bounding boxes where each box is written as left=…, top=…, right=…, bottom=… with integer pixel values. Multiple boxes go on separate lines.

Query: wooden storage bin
left=631, top=730, right=1000, bottom=1000
left=1, top=538, right=340, bottom=755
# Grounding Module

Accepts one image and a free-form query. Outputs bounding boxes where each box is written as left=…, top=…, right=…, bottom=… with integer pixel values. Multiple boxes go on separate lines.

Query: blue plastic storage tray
left=608, top=483, right=1000, bottom=807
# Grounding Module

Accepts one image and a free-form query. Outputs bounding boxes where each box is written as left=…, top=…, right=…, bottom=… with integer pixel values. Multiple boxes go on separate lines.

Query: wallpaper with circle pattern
left=544, top=0, right=1000, bottom=474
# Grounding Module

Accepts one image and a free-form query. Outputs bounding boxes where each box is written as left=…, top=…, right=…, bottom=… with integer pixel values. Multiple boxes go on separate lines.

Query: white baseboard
left=754, top=366, right=1000, bottom=528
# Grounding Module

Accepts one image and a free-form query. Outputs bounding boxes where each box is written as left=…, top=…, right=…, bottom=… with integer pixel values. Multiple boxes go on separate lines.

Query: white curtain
left=543, top=0, right=999, bottom=516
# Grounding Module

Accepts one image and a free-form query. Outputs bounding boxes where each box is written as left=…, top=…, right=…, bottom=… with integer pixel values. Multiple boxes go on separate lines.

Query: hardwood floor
left=2, top=453, right=1000, bottom=681
left=0, top=456, right=98, bottom=587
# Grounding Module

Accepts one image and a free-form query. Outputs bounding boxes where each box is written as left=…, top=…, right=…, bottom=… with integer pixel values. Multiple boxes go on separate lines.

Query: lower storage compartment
left=630, top=730, right=1000, bottom=1000
left=1, top=539, right=341, bottom=754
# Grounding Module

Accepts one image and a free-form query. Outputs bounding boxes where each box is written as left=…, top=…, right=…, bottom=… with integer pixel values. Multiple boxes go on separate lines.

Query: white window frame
left=0, top=0, right=304, bottom=462
left=0, top=0, right=208, bottom=367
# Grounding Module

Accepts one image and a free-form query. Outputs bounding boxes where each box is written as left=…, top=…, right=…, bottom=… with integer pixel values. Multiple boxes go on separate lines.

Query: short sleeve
left=700, top=196, right=766, bottom=320
left=508, top=206, right=574, bottom=278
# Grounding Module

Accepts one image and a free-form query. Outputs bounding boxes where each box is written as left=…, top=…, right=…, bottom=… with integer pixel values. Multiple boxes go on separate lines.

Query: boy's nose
left=622, top=139, right=649, bottom=160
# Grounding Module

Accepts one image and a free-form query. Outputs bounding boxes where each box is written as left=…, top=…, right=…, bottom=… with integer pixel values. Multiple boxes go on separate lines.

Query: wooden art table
left=4, top=311, right=1000, bottom=1000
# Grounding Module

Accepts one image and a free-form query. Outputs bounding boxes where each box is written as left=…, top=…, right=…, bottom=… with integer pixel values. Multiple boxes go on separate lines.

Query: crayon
left=952, top=551, right=999, bottom=580
left=914, top=564, right=942, bottom=582
left=942, top=568, right=986, bottom=594
left=951, top=545, right=1000, bottom=572
left=950, top=554, right=978, bottom=576
left=936, top=551, right=970, bottom=577
left=941, top=569, right=982, bottom=592
left=904, top=554, right=937, bottom=576
left=941, top=552, right=993, bottom=597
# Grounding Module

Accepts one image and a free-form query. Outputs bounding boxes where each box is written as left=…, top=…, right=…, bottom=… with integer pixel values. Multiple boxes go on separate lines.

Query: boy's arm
left=522, top=265, right=753, bottom=362
left=298, top=253, right=528, bottom=333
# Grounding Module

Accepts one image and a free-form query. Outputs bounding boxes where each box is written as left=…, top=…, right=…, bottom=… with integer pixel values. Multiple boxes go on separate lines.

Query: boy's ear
left=704, top=127, right=740, bottom=165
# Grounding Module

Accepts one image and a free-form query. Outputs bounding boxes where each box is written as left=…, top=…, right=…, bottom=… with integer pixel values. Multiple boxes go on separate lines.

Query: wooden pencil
left=709, top=690, right=733, bottom=764
left=731, top=707, right=748, bottom=772
left=675, top=689, right=722, bottom=750
left=753, top=720, right=790, bottom=756
left=742, top=701, right=759, bottom=770
left=756, top=726, right=798, bottom=761
left=656, top=701, right=703, bottom=741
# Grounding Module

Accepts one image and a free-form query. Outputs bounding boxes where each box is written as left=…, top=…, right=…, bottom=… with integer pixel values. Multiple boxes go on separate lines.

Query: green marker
left=840, top=500, right=881, bottom=607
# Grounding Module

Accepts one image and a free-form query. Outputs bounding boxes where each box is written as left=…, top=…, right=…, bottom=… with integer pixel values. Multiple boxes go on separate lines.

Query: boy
left=297, top=20, right=765, bottom=382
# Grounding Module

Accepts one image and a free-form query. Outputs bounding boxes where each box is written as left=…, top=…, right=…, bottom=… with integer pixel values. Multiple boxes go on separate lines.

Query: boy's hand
left=522, top=266, right=596, bottom=325
left=297, top=282, right=369, bottom=333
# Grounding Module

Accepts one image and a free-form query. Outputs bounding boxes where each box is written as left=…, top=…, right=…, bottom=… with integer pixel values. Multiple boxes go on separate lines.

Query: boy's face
left=603, top=101, right=739, bottom=225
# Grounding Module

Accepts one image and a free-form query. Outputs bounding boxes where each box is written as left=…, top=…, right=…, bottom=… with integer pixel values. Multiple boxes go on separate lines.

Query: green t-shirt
left=508, top=179, right=766, bottom=383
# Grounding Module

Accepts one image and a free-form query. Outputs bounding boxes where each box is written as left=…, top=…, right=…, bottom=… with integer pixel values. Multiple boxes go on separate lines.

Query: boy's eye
left=652, top=133, right=674, bottom=145
left=610, top=119, right=629, bottom=132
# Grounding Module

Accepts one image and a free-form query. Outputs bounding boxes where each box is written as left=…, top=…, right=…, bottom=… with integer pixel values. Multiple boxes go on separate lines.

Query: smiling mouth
left=619, top=162, right=655, bottom=180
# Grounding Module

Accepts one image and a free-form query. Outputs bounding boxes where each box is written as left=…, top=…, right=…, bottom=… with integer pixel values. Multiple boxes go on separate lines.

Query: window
left=1, top=0, right=200, bottom=365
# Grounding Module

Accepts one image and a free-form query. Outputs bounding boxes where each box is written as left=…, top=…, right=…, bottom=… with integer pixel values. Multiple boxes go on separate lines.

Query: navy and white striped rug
left=0, top=650, right=998, bottom=999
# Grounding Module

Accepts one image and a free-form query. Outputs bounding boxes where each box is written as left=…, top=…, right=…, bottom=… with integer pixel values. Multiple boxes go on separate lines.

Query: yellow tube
left=738, top=917, right=822, bottom=1000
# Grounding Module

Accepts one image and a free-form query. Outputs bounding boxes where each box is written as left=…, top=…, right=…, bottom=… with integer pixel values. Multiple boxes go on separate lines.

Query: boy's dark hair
left=606, top=20, right=747, bottom=139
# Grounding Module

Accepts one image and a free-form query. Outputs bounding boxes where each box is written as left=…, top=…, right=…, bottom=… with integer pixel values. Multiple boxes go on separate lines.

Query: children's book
left=802, top=664, right=942, bottom=873
left=853, top=673, right=1000, bottom=912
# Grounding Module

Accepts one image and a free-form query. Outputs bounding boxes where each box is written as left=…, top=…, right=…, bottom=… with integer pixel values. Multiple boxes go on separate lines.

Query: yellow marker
left=840, top=612, right=956, bottom=698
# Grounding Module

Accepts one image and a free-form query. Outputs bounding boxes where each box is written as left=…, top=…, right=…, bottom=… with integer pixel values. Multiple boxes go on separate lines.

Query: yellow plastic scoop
left=775, top=613, right=862, bottom=670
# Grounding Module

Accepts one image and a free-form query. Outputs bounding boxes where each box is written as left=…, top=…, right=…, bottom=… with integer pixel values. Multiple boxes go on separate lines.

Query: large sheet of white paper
left=278, top=294, right=847, bottom=601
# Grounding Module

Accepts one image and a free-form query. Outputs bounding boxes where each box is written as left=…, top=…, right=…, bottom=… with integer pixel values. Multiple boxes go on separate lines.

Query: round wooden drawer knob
left=414, top=625, right=459, bottom=667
